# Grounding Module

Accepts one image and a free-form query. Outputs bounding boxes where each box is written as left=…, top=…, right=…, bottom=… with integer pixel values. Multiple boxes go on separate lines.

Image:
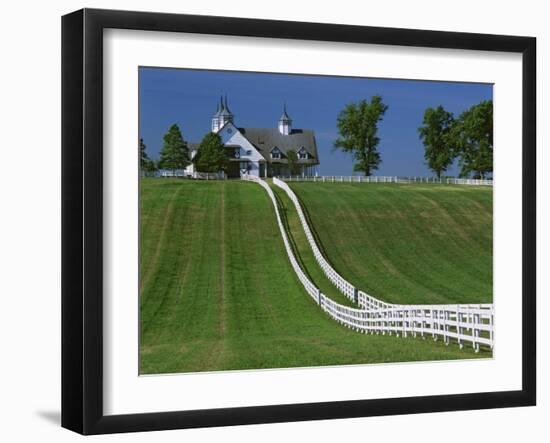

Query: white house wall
left=183, top=148, right=198, bottom=175
left=218, top=123, right=265, bottom=177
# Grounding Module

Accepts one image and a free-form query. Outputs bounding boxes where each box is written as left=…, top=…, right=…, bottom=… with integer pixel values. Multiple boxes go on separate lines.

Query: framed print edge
left=61, top=8, right=536, bottom=435
left=61, top=9, right=85, bottom=435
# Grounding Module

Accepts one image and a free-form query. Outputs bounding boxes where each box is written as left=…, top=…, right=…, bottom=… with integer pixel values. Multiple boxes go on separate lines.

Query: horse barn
left=185, top=97, right=320, bottom=178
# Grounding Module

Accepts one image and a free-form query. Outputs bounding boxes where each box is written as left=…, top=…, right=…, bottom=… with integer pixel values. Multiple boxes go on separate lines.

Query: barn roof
left=237, top=127, right=319, bottom=164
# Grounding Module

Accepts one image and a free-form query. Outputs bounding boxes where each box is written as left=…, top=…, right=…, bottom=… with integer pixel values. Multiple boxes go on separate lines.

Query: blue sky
left=139, top=67, right=492, bottom=176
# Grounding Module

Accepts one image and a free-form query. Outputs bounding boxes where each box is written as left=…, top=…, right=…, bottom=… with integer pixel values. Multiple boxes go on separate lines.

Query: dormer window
left=271, top=147, right=282, bottom=159
left=298, top=147, right=308, bottom=159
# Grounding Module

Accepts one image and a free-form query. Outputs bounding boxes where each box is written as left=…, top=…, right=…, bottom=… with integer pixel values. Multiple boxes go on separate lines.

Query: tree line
left=333, top=96, right=493, bottom=179
left=141, top=97, right=492, bottom=179
left=140, top=124, right=229, bottom=175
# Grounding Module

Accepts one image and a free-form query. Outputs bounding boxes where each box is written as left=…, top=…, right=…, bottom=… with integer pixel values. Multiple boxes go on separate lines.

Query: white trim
left=271, top=146, right=282, bottom=159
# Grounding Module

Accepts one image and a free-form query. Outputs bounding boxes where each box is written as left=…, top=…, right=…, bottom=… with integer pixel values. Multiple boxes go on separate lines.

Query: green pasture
left=289, top=182, right=492, bottom=305
left=139, top=179, right=490, bottom=374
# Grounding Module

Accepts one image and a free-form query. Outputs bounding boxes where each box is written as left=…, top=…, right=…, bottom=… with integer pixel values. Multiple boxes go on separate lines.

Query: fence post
left=432, top=309, right=437, bottom=341
left=490, top=306, right=495, bottom=350
left=473, top=313, right=480, bottom=353
left=457, top=305, right=463, bottom=349
left=394, top=309, right=399, bottom=337
left=442, top=309, right=449, bottom=345
left=421, top=309, right=426, bottom=339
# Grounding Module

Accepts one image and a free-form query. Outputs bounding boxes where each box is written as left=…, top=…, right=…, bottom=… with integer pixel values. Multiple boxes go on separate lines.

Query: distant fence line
left=242, top=175, right=494, bottom=351
left=277, top=175, right=493, bottom=186
left=144, top=170, right=225, bottom=180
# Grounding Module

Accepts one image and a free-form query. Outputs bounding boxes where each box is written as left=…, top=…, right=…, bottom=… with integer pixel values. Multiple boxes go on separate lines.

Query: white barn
left=185, top=97, right=320, bottom=178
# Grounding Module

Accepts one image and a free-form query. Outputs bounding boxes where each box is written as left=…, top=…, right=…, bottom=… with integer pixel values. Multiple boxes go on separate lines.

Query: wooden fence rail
left=242, top=175, right=494, bottom=351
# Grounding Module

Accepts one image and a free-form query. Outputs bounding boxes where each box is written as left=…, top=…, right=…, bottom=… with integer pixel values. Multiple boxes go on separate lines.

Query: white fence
left=278, top=175, right=493, bottom=186
left=274, top=178, right=366, bottom=305
left=154, top=170, right=225, bottom=179
left=157, top=169, right=188, bottom=178
left=242, top=175, right=494, bottom=351
left=445, top=178, right=494, bottom=186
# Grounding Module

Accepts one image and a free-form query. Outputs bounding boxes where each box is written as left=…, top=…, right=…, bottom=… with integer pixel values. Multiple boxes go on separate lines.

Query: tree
left=139, top=138, right=157, bottom=174
left=418, top=106, right=455, bottom=179
left=286, top=149, right=301, bottom=175
left=139, top=138, right=149, bottom=168
left=450, top=100, right=493, bottom=179
left=334, top=96, right=388, bottom=176
left=158, top=124, right=190, bottom=175
left=194, top=132, right=229, bottom=174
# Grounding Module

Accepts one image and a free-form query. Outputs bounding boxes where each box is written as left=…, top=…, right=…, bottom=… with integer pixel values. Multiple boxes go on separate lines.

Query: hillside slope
left=290, top=183, right=493, bottom=305
left=140, top=179, right=488, bottom=374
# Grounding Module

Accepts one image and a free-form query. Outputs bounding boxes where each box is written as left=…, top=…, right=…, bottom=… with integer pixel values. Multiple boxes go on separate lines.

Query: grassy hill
left=140, top=179, right=489, bottom=375
left=289, top=182, right=493, bottom=305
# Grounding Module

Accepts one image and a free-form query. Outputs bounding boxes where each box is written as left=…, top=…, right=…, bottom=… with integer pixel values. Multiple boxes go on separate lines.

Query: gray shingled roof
left=238, top=127, right=319, bottom=164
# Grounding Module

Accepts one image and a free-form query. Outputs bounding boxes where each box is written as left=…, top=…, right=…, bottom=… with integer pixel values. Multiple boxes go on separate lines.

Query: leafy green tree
left=334, top=95, right=388, bottom=176
left=418, top=106, right=455, bottom=179
left=194, top=132, right=228, bottom=174
left=139, top=138, right=149, bottom=168
left=158, top=124, right=190, bottom=175
left=450, top=100, right=493, bottom=179
left=286, top=149, right=301, bottom=175
left=139, top=138, right=157, bottom=174
left=144, top=159, right=158, bottom=174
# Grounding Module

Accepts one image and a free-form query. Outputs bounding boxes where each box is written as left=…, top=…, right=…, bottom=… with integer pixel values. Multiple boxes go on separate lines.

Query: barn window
left=271, top=147, right=281, bottom=159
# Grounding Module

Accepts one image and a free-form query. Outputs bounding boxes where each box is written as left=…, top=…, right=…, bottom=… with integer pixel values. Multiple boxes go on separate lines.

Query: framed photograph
left=62, top=8, right=536, bottom=435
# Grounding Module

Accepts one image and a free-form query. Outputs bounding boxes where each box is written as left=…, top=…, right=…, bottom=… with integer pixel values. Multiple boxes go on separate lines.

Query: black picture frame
left=61, top=8, right=536, bottom=435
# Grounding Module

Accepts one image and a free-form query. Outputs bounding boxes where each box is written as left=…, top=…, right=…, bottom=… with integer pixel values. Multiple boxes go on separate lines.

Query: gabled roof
left=238, top=127, right=319, bottom=164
